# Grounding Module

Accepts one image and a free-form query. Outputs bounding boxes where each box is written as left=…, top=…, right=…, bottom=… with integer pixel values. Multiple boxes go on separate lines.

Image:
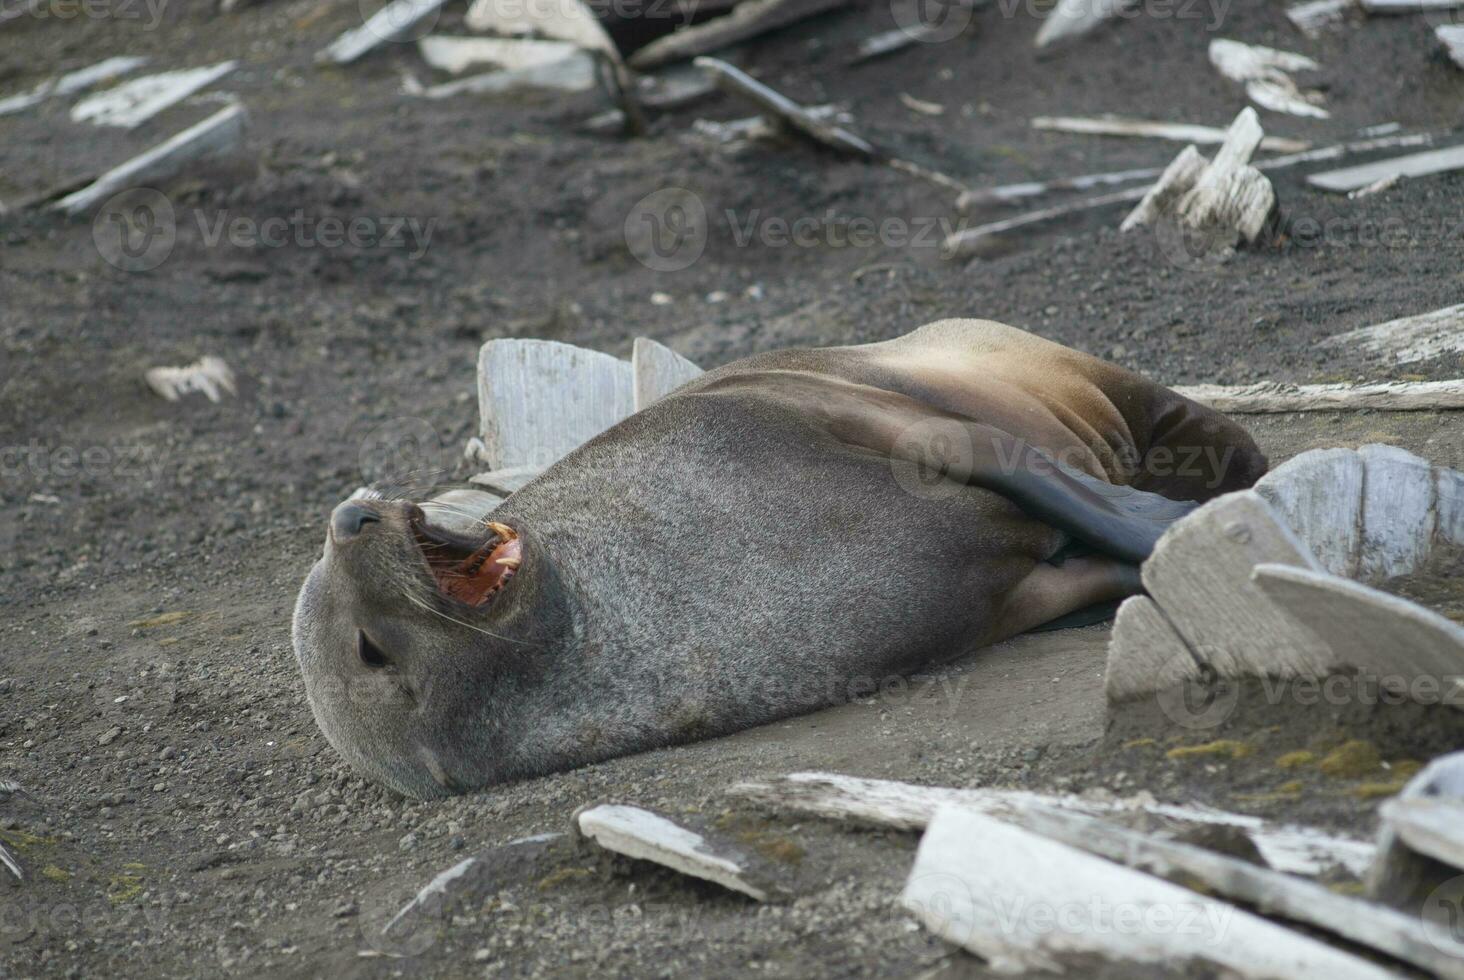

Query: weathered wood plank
left=1141, top=491, right=1336, bottom=680
left=1104, top=596, right=1202, bottom=702
left=1172, top=108, right=1275, bottom=242
left=1440, top=24, right=1464, bottom=67
left=1119, top=144, right=1209, bottom=233
left=630, top=0, right=852, bottom=70
left=1034, top=114, right=1309, bottom=152
left=1359, top=444, right=1437, bottom=581
left=476, top=339, right=634, bottom=471
left=1367, top=753, right=1464, bottom=911
left=1253, top=564, right=1464, bottom=707
left=901, top=807, right=1394, bottom=977
left=1287, top=0, right=1352, bottom=36
left=55, top=103, right=248, bottom=215
left=318, top=0, right=449, bottom=64
left=1318, top=302, right=1464, bottom=364
left=1176, top=378, right=1464, bottom=413
left=632, top=337, right=704, bottom=412
left=70, top=61, right=237, bottom=129
left=1383, top=798, right=1464, bottom=871
left=576, top=804, right=787, bottom=900
left=0, top=55, right=148, bottom=116
left=417, top=36, right=580, bottom=75
left=1253, top=448, right=1364, bottom=577
left=1033, top=0, right=1135, bottom=48
left=693, top=57, right=876, bottom=157
left=1361, top=0, right=1464, bottom=12
left=414, top=54, right=597, bottom=98
left=1308, top=144, right=1464, bottom=191
left=730, top=772, right=1375, bottom=875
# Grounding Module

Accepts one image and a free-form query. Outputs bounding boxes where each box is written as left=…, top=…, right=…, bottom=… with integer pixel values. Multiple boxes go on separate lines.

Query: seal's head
left=291, top=496, right=530, bottom=798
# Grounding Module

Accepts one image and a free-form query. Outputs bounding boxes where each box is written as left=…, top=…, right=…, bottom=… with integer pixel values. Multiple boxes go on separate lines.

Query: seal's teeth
left=495, top=558, right=521, bottom=569
left=486, top=521, right=517, bottom=540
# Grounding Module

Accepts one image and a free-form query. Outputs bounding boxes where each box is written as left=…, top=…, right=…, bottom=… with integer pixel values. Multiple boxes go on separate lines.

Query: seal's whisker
left=398, top=589, right=533, bottom=647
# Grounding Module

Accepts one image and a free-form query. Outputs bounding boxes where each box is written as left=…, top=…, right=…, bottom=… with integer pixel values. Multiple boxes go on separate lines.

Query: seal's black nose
left=331, top=501, right=380, bottom=542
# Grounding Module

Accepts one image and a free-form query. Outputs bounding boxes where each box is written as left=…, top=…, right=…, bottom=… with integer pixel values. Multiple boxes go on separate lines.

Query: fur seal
left=292, top=319, right=1266, bottom=798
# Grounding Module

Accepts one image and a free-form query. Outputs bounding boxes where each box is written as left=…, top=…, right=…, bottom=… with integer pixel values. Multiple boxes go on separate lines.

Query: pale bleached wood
left=1253, top=448, right=1364, bottom=577
left=145, top=355, right=237, bottom=403
left=1012, top=802, right=1464, bottom=980
left=1179, top=378, right=1464, bottom=413
left=1308, top=143, right=1464, bottom=191
left=1359, top=444, right=1437, bottom=582
left=1141, top=491, right=1336, bottom=680
left=1362, top=0, right=1464, bottom=11
left=1033, top=0, right=1135, bottom=47
left=1034, top=115, right=1309, bottom=152
left=1439, top=24, right=1464, bottom=68
left=318, top=0, right=450, bottom=64
left=476, top=339, right=634, bottom=471
left=421, top=488, right=504, bottom=534
left=417, top=36, right=580, bottom=75
left=1119, top=144, right=1209, bottom=233
left=464, top=0, right=618, bottom=58
left=630, top=0, right=852, bottom=70
left=1439, top=466, right=1464, bottom=546
left=1210, top=39, right=1328, bottom=119
left=730, top=771, right=1375, bottom=875
left=1173, top=108, right=1275, bottom=242
left=55, top=103, right=247, bottom=215
left=0, top=55, right=148, bottom=116
left=632, top=338, right=704, bottom=412
left=382, top=832, right=563, bottom=940
left=576, top=804, right=784, bottom=900
left=901, top=807, right=1394, bottom=978
left=416, top=54, right=597, bottom=98
left=1104, top=596, right=1201, bottom=702
left=468, top=465, right=544, bottom=494
left=70, top=61, right=237, bottom=129
left=1253, top=564, right=1464, bottom=707
left=1368, top=753, right=1464, bottom=910
left=1319, top=302, right=1464, bottom=364
left=1383, top=798, right=1464, bottom=871
left=693, top=57, right=876, bottom=157
left=1287, top=0, right=1352, bottom=36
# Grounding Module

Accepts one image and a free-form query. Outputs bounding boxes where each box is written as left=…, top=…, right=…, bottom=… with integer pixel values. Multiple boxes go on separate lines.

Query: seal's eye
left=357, top=631, right=391, bottom=670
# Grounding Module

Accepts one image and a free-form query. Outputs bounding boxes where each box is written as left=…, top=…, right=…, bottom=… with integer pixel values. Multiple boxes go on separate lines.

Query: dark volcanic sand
left=2, top=0, right=1464, bottom=976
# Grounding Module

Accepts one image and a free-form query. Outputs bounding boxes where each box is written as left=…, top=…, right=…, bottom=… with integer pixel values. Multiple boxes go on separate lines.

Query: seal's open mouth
left=409, top=511, right=522, bottom=607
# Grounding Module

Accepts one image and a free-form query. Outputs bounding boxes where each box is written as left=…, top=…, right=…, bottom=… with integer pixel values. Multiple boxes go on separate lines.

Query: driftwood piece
left=850, top=25, right=933, bottom=62
left=1361, top=0, right=1464, bottom=11
left=630, top=0, right=852, bottom=70
left=1383, top=798, right=1464, bottom=871
left=1139, top=491, right=1335, bottom=680
left=1287, top=0, right=1353, bottom=35
left=476, top=339, right=633, bottom=472
left=318, top=0, right=449, bottom=64
left=1359, top=444, right=1437, bottom=581
left=901, top=807, right=1394, bottom=978
left=575, top=804, right=786, bottom=900
left=417, top=36, right=580, bottom=74
left=1253, top=564, right=1464, bottom=708
left=1368, top=754, right=1464, bottom=912
left=1033, top=115, right=1308, bottom=152
left=1307, top=143, right=1464, bottom=191
left=1176, top=378, right=1464, bottom=413
left=1319, top=302, right=1464, bottom=365
left=0, top=55, right=148, bottom=116
left=1439, top=24, right=1464, bottom=67
left=693, top=57, right=876, bottom=157
left=632, top=338, right=704, bottom=412
left=1119, top=145, right=1209, bottom=233
left=1103, top=596, right=1200, bottom=701
left=1011, top=803, right=1464, bottom=980
left=414, top=53, right=597, bottom=98
left=1033, top=0, right=1136, bottom=48
left=1253, top=448, right=1364, bottom=577
left=54, top=103, right=247, bottom=216
left=70, top=61, right=237, bottom=129
left=1209, top=39, right=1328, bottom=118
left=1440, top=466, right=1464, bottom=546
left=145, top=356, right=237, bottom=403
left=730, top=772, right=1374, bottom=876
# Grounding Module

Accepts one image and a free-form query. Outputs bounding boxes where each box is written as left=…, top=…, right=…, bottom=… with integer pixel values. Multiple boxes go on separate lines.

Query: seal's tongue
left=434, top=523, right=522, bottom=607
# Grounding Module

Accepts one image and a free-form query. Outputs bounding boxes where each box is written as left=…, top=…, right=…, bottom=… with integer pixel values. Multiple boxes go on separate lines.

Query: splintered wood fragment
left=1033, top=0, right=1136, bottom=48
left=1253, top=564, right=1464, bottom=709
left=1210, top=38, right=1328, bottom=118
left=638, top=65, right=717, bottom=109
left=1308, top=143, right=1464, bottom=191
left=730, top=772, right=1374, bottom=875
left=318, top=0, right=450, bottom=64
left=1177, top=379, right=1464, bottom=413
left=1381, top=798, right=1464, bottom=872
left=1253, top=448, right=1364, bottom=577
left=575, top=805, right=784, bottom=900
left=1010, top=803, right=1464, bottom=980
left=1439, top=24, right=1464, bottom=66
left=945, top=184, right=1149, bottom=256
left=850, top=25, right=932, bottom=62
left=1368, top=753, right=1464, bottom=910
left=415, top=53, right=597, bottom=98
left=957, top=163, right=1167, bottom=210
left=1104, top=596, right=1201, bottom=701
left=693, top=57, right=876, bottom=157
left=901, top=807, right=1394, bottom=978
left=1348, top=173, right=1403, bottom=198
left=1141, top=491, right=1336, bottom=680
left=1034, top=115, right=1309, bottom=152
left=464, top=0, right=619, bottom=58
left=1287, top=0, right=1352, bottom=35
left=476, top=339, right=634, bottom=472
left=1362, top=0, right=1464, bottom=11
left=1119, top=144, right=1209, bottom=232
left=0, top=55, right=148, bottom=116
left=417, top=36, right=581, bottom=75
left=55, top=103, right=248, bottom=216
left=145, top=356, right=237, bottom=403
left=1319, top=302, right=1464, bottom=364
left=630, top=0, right=852, bottom=70
left=70, top=61, right=237, bottom=129
left=632, top=338, right=704, bottom=412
